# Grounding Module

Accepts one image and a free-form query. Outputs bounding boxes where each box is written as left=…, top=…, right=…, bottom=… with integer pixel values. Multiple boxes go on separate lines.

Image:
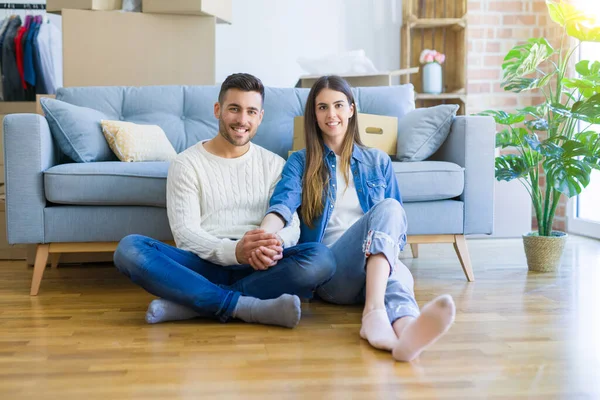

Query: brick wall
left=467, top=0, right=568, bottom=232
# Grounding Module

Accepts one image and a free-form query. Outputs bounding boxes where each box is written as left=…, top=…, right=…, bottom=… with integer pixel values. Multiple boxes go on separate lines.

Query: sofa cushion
left=44, top=162, right=169, bottom=207
left=41, top=97, right=117, bottom=163
left=396, top=104, right=459, bottom=162
left=44, top=160, right=463, bottom=207
left=393, top=161, right=464, bottom=202
left=101, top=119, right=177, bottom=162
left=55, top=84, right=415, bottom=160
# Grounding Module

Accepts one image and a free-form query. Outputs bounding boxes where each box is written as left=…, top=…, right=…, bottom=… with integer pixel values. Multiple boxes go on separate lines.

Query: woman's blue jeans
left=316, top=198, right=421, bottom=323
left=114, top=235, right=336, bottom=322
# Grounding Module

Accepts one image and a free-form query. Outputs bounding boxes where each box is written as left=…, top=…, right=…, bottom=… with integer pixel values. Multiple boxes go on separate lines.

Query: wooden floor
left=1, top=236, right=599, bottom=399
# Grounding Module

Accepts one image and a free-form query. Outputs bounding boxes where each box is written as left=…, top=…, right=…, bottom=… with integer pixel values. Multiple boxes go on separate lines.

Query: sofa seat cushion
left=393, top=161, right=464, bottom=202
left=44, top=162, right=169, bottom=207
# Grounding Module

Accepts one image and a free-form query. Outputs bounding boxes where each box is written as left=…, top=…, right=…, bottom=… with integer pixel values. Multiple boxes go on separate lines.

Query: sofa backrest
left=56, top=84, right=415, bottom=159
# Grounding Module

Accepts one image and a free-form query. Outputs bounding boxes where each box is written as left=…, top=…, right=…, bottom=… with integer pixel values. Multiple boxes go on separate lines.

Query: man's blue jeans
left=114, top=234, right=336, bottom=322
left=316, top=199, right=421, bottom=323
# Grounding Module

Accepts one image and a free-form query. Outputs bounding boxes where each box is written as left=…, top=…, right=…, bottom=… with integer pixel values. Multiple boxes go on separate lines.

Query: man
left=114, top=73, right=336, bottom=328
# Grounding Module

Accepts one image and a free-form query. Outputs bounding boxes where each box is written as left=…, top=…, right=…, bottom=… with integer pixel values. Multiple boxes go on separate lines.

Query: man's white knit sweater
left=166, top=141, right=300, bottom=266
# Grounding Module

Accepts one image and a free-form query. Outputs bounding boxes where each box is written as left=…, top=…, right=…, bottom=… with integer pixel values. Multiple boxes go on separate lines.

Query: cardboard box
left=142, top=0, right=232, bottom=24
left=47, top=0, right=123, bottom=13
left=62, top=9, right=216, bottom=87
left=296, top=68, right=419, bottom=89
left=293, top=113, right=398, bottom=156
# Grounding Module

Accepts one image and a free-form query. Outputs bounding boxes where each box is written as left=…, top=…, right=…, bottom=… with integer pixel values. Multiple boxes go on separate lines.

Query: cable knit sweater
left=166, top=141, right=300, bottom=266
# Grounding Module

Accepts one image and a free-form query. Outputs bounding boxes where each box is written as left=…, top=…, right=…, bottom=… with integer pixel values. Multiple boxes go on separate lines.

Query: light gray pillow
left=396, top=104, right=459, bottom=162
left=41, top=97, right=117, bottom=163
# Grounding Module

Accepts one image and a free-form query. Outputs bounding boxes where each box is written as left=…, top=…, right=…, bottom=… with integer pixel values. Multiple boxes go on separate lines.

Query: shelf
left=415, top=91, right=466, bottom=101
left=407, top=15, right=467, bottom=30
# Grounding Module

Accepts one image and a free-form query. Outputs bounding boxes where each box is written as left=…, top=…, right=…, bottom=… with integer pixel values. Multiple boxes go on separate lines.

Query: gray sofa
left=3, top=84, right=495, bottom=295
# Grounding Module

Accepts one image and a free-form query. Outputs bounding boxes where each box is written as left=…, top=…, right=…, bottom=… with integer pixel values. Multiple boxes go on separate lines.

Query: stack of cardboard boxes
left=47, top=0, right=232, bottom=87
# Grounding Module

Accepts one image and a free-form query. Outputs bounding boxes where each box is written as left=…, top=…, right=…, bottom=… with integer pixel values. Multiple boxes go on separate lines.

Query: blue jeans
left=113, top=234, right=336, bottom=322
left=316, top=198, right=421, bottom=323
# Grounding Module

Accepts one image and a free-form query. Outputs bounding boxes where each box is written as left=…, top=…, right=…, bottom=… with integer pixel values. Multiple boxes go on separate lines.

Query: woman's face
left=314, top=88, right=355, bottom=143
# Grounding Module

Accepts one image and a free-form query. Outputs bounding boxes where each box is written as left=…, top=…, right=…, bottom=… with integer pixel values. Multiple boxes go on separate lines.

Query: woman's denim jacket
left=267, top=144, right=405, bottom=245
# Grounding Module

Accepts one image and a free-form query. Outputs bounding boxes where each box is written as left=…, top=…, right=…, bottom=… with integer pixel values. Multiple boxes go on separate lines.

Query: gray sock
left=233, top=294, right=301, bottom=329
left=145, top=299, right=199, bottom=324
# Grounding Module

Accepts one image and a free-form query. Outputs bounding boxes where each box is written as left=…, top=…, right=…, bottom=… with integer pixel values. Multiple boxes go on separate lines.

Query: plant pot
left=522, top=231, right=568, bottom=272
left=422, top=62, right=443, bottom=94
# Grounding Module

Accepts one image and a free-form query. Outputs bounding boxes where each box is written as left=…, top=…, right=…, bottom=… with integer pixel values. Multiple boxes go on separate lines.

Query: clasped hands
left=235, top=229, right=284, bottom=271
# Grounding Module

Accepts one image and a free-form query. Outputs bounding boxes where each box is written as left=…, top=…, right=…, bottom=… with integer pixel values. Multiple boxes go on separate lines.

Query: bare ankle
left=363, top=303, right=386, bottom=316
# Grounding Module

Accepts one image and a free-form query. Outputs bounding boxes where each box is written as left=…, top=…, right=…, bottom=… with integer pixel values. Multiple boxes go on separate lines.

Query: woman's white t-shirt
left=321, top=155, right=364, bottom=247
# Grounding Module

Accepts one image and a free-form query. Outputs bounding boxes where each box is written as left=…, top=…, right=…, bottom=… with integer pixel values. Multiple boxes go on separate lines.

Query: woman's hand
left=249, top=245, right=284, bottom=271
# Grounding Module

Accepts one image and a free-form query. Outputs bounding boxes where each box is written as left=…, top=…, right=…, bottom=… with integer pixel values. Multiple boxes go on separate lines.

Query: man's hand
left=235, top=229, right=282, bottom=266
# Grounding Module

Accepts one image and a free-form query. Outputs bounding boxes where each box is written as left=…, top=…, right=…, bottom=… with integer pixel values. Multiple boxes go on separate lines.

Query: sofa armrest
left=430, top=116, right=495, bottom=235
left=3, top=114, right=58, bottom=244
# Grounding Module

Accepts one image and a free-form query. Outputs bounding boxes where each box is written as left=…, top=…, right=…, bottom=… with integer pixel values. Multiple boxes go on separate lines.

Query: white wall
left=216, top=0, right=402, bottom=88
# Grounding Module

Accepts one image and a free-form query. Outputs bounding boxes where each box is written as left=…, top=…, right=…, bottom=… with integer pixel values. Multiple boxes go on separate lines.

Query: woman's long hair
left=302, top=76, right=364, bottom=228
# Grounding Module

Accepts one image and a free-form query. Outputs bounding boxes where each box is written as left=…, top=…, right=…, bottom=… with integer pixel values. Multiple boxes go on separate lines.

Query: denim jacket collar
left=323, top=143, right=365, bottom=164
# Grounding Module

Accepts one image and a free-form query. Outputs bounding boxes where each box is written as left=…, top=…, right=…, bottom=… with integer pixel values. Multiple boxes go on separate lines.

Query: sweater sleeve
left=166, top=159, right=240, bottom=266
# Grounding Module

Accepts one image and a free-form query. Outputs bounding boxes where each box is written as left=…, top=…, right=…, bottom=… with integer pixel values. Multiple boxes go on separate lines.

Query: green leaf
left=502, top=71, right=556, bottom=93
left=502, top=39, right=555, bottom=84
left=576, top=131, right=600, bottom=152
left=496, top=154, right=532, bottom=182
left=572, top=94, right=600, bottom=124
left=496, top=127, right=529, bottom=148
left=548, top=96, right=600, bottom=124
left=477, top=110, right=525, bottom=125
left=566, top=21, right=600, bottom=42
left=546, top=0, right=571, bottom=26
left=525, top=118, right=549, bottom=131
left=563, top=78, right=600, bottom=91
left=544, top=157, right=592, bottom=197
left=561, top=140, right=590, bottom=158
left=576, top=60, right=600, bottom=77
left=518, top=104, right=547, bottom=118
left=545, top=1, right=600, bottom=42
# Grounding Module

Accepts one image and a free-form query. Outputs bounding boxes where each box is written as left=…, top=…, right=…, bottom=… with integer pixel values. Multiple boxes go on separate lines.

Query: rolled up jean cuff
left=362, top=229, right=400, bottom=274
left=216, top=290, right=242, bottom=323
left=388, top=305, right=421, bottom=324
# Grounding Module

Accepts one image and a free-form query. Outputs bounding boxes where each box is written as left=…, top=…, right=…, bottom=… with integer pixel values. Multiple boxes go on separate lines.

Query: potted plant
left=479, top=0, right=600, bottom=272
left=419, top=49, right=445, bottom=94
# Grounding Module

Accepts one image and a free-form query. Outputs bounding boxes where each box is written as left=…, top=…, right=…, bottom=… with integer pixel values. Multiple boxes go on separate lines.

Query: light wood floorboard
left=0, top=236, right=599, bottom=399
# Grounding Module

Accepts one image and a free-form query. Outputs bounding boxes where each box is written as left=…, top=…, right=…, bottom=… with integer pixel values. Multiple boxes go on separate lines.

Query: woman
left=256, top=76, right=455, bottom=362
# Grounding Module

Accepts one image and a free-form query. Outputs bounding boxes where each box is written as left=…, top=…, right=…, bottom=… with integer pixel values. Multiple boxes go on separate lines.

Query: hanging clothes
left=36, top=17, right=62, bottom=95
left=32, top=16, right=47, bottom=95
left=2, top=16, right=24, bottom=101
left=0, top=17, right=12, bottom=101
left=0, top=13, right=62, bottom=101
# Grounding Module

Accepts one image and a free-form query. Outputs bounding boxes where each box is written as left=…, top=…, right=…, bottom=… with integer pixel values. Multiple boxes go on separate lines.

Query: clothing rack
left=0, top=4, right=46, bottom=10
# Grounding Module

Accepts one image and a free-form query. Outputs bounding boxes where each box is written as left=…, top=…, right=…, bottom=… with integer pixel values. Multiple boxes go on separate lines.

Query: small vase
left=422, top=62, right=443, bottom=94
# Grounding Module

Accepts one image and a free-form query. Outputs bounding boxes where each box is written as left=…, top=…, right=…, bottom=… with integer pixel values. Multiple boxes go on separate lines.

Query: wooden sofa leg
left=410, top=244, right=419, bottom=258
left=453, top=235, right=474, bottom=282
left=31, top=244, right=50, bottom=296
left=50, top=254, right=61, bottom=269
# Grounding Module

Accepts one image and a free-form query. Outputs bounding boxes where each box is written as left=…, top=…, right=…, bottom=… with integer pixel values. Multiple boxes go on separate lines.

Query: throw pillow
left=101, top=120, right=177, bottom=162
left=396, top=104, right=459, bottom=162
left=40, top=97, right=116, bottom=163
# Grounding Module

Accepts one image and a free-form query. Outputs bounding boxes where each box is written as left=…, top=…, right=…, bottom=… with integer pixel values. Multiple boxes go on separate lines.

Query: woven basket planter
left=522, top=231, right=568, bottom=272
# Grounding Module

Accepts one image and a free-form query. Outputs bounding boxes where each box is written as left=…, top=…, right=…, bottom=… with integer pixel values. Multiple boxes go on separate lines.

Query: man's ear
left=258, top=109, right=265, bottom=124
left=214, top=102, right=221, bottom=119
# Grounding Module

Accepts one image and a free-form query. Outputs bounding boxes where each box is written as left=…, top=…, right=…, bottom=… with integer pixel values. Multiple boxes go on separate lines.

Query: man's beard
left=219, top=118, right=254, bottom=147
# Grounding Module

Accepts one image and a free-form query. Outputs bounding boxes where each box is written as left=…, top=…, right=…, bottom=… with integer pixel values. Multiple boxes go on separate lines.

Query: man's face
left=214, top=89, right=264, bottom=147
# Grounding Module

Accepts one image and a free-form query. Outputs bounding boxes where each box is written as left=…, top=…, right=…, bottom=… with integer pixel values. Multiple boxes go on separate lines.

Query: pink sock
left=392, top=294, right=456, bottom=362
left=360, top=309, right=398, bottom=351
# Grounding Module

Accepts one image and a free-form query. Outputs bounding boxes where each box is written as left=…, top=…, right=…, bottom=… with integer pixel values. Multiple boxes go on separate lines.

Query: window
left=567, top=41, right=600, bottom=239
